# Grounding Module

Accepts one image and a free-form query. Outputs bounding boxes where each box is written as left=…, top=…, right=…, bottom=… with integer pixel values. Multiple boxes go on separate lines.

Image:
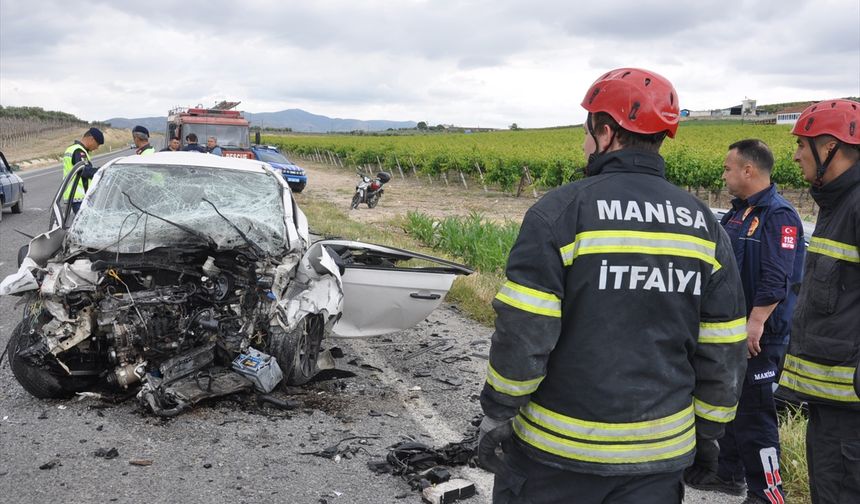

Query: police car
left=0, top=150, right=24, bottom=222
left=250, top=145, right=307, bottom=193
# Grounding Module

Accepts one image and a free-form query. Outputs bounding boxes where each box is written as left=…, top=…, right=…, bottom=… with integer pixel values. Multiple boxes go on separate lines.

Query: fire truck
left=166, top=101, right=254, bottom=159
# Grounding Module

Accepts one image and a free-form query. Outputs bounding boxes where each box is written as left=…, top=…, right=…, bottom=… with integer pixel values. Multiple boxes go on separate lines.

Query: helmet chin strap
left=808, top=137, right=841, bottom=187
left=585, top=113, right=617, bottom=171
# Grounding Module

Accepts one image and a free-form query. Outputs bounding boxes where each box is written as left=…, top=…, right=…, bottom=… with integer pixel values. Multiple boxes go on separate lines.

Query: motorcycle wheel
left=350, top=192, right=361, bottom=210
left=7, top=321, right=74, bottom=398
left=268, top=315, right=324, bottom=386
left=367, top=192, right=380, bottom=209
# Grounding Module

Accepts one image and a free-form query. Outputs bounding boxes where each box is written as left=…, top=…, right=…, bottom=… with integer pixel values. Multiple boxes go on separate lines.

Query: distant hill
left=105, top=109, right=416, bottom=133
left=103, top=116, right=166, bottom=134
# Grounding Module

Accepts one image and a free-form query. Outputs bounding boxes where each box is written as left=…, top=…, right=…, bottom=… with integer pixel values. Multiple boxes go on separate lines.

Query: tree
left=417, top=121, right=428, bottom=130
left=509, top=123, right=519, bottom=130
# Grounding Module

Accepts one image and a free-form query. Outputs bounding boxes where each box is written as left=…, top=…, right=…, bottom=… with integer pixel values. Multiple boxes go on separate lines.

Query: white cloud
left=1, top=0, right=857, bottom=128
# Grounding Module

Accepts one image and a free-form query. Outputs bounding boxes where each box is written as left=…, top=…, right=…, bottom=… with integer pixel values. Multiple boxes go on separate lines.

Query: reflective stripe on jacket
left=779, top=162, right=860, bottom=408
left=480, top=149, right=748, bottom=475
left=62, top=142, right=90, bottom=201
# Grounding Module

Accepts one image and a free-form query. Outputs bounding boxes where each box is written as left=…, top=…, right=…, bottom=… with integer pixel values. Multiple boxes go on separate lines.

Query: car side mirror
left=10, top=163, right=21, bottom=172
left=17, top=244, right=29, bottom=268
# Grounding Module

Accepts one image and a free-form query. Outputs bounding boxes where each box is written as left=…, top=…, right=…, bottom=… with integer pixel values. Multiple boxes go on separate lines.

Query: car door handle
left=410, top=292, right=441, bottom=300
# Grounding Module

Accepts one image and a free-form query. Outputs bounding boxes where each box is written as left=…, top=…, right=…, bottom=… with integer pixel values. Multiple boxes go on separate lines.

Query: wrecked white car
left=1, top=153, right=471, bottom=416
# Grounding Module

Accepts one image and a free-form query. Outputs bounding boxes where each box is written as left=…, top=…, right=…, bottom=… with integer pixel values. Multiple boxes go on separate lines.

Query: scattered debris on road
left=93, top=447, right=119, bottom=459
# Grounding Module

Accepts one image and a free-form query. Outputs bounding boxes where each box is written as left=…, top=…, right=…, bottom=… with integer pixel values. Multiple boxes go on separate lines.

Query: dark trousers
left=717, top=345, right=786, bottom=502
left=492, top=441, right=684, bottom=504
left=807, top=403, right=860, bottom=504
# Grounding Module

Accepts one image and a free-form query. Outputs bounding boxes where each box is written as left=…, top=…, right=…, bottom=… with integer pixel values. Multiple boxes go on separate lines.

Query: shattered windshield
left=68, top=164, right=287, bottom=254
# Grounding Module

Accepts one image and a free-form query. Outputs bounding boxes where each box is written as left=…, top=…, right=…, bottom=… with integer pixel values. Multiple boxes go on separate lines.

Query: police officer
left=686, top=139, right=805, bottom=503
left=777, top=99, right=860, bottom=503
left=62, top=127, right=103, bottom=213
left=132, top=125, right=155, bottom=155
left=478, top=68, right=748, bottom=503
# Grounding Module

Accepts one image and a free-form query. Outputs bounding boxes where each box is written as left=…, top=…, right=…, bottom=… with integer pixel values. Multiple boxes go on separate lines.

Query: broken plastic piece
left=421, top=479, right=476, bottom=504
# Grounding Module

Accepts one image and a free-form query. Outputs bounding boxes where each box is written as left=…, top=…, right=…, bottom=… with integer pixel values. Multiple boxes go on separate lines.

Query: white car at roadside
left=1, top=152, right=471, bottom=416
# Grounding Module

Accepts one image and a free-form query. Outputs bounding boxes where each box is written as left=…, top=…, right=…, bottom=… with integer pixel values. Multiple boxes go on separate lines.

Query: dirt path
left=294, top=159, right=539, bottom=228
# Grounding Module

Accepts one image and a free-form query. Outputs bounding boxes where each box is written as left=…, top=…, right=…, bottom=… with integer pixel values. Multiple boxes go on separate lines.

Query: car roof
left=111, top=152, right=273, bottom=174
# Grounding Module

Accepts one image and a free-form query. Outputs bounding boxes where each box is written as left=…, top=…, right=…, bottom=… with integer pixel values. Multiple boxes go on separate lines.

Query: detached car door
left=316, top=240, right=473, bottom=337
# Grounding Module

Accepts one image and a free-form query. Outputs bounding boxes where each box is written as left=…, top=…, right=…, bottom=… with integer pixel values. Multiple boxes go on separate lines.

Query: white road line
left=21, top=168, right=61, bottom=180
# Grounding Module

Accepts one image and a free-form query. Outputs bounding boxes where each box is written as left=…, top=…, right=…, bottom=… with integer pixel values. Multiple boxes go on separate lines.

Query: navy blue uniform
left=718, top=183, right=805, bottom=503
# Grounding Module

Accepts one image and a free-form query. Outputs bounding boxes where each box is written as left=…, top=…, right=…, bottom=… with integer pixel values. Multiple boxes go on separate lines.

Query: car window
left=255, top=149, right=290, bottom=164
left=68, top=164, right=287, bottom=254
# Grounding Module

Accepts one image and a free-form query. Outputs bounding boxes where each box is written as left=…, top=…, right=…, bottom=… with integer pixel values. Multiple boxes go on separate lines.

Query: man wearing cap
left=62, top=127, right=104, bottom=213
left=132, top=125, right=155, bottom=155
left=777, top=99, right=860, bottom=503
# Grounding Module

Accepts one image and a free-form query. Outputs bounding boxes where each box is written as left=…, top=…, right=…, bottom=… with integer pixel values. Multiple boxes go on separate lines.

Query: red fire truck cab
left=166, top=103, right=254, bottom=159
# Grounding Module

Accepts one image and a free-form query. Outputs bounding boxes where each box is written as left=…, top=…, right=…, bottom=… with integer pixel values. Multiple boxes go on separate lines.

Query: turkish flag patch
left=781, top=226, right=797, bottom=250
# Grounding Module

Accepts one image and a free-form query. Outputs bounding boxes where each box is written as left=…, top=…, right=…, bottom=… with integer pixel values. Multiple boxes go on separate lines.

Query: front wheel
left=7, top=321, right=71, bottom=398
left=350, top=191, right=362, bottom=209
left=268, top=316, right=325, bottom=386
left=367, top=192, right=381, bottom=208
left=11, top=193, right=23, bottom=214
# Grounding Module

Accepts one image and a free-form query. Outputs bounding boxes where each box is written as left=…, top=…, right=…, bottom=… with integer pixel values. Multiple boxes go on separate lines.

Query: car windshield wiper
left=122, top=192, right=218, bottom=250
left=201, top=198, right=266, bottom=258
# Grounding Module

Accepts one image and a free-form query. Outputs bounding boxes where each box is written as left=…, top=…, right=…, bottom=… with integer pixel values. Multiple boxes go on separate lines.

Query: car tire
left=7, top=321, right=71, bottom=399
left=290, top=182, right=306, bottom=194
left=268, top=315, right=324, bottom=386
left=11, top=193, right=22, bottom=214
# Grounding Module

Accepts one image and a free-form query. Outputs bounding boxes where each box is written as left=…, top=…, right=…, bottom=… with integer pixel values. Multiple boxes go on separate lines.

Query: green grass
left=779, top=406, right=810, bottom=503
left=403, top=211, right=520, bottom=274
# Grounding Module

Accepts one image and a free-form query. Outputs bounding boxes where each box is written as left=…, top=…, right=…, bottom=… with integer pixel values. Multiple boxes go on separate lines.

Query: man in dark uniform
left=686, top=139, right=805, bottom=503
left=478, top=68, right=747, bottom=504
left=182, top=133, right=207, bottom=152
left=132, top=125, right=154, bottom=155
left=62, top=127, right=103, bottom=213
left=778, top=99, right=860, bottom=504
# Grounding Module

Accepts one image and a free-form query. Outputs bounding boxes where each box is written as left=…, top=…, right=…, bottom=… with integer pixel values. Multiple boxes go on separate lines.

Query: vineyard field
left=263, top=121, right=806, bottom=191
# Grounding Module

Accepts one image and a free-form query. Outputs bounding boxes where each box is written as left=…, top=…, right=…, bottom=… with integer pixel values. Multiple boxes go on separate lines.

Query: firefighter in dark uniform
left=62, top=127, right=104, bottom=213
left=777, top=99, right=860, bottom=504
left=132, top=125, right=155, bottom=155
left=686, top=139, right=805, bottom=503
left=477, top=68, right=748, bottom=503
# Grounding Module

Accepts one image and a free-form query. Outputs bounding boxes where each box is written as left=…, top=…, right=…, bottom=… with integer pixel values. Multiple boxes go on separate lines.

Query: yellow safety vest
left=62, top=142, right=90, bottom=201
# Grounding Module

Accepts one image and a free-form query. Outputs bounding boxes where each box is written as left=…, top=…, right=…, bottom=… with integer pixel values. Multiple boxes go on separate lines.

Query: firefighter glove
left=477, top=416, right=513, bottom=474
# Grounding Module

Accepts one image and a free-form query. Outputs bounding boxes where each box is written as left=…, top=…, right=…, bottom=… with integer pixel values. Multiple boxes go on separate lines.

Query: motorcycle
left=351, top=171, right=391, bottom=209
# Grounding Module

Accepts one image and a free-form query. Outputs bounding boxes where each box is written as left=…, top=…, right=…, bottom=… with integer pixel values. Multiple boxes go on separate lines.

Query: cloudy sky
left=1, top=0, right=858, bottom=128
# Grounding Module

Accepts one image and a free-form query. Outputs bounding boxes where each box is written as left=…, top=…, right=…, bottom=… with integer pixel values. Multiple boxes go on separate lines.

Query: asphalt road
left=0, top=148, right=740, bottom=504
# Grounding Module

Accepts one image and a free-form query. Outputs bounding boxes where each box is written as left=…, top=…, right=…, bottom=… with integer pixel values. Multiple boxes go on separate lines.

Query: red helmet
left=581, top=68, right=680, bottom=138
left=792, top=99, right=860, bottom=145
